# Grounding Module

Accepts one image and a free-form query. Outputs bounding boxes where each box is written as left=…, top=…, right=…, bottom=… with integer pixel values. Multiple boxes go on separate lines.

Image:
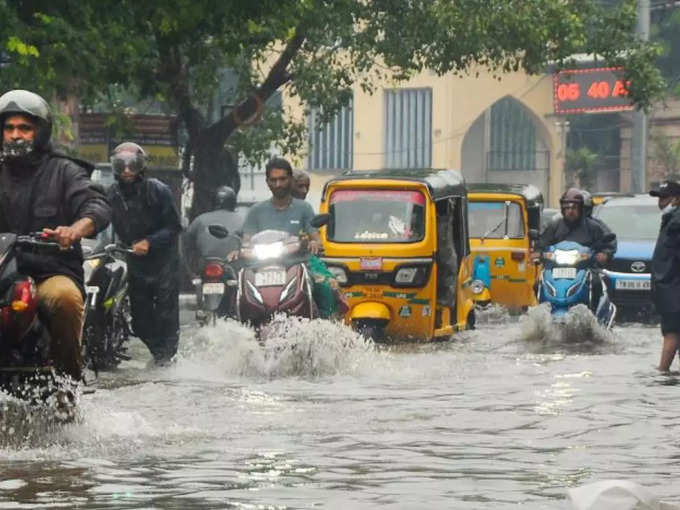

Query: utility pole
left=630, top=0, right=650, bottom=193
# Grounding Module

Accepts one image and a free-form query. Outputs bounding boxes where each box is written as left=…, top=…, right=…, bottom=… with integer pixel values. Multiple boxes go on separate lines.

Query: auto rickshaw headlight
left=394, top=266, right=428, bottom=286
left=328, top=266, right=348, bottom=285
left=470, top=280, right=486, bottom=295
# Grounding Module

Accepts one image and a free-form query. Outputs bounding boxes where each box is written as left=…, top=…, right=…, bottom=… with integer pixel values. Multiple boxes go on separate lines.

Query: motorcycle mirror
left=310, top=213, right=330, bottom=229
left=529, top=228, right=540, bottom=241
left=208, top=224, right=229, bottom=239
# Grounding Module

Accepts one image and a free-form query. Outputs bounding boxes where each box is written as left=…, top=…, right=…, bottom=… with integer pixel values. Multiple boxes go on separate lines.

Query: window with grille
left=308, top=100, right=353, bottom=170
left=488, top=97, right=537, bottom=171
left=384, top=88, right=432, bottom=168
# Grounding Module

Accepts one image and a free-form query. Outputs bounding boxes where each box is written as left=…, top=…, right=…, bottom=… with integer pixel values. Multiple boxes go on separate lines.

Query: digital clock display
left=553, top=67, right=633, bottom=114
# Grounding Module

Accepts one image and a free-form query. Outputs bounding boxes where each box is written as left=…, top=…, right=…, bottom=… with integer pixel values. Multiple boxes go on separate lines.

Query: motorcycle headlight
left=470, top=280, right=486, bottom=295
left=554, top=249, right=580, bottom=266
left=254, top=242, right=285, bottom=260
left=83, top=258, right=101, bottom=282
left=327, top=266, right=348, bottom=285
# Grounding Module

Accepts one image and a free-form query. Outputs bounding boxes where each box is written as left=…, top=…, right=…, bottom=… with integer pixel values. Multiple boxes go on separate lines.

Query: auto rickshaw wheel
left=355, top=319, right=386, bottom=342
left=466, top=310, right=476, bottom=330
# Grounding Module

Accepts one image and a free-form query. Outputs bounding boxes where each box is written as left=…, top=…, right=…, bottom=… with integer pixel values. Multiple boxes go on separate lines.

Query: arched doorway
left=462, top=96, right=551, bottom=197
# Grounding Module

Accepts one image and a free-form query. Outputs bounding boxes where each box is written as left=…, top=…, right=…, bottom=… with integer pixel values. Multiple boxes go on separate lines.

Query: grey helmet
left=215, top=185, right=236, bottom=211
left=579, top=189, right=594, bottom=217
left=110, top=142, right=148, bottom=179
left=0, top=89, right=53, bottom=150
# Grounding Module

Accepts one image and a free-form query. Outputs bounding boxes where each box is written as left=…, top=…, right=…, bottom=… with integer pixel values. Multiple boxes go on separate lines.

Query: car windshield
left=328, top=189, right=426, bottom=243
left=468, top=201, right=524, bottom=239
left=595, top=204, right=661, bottom=240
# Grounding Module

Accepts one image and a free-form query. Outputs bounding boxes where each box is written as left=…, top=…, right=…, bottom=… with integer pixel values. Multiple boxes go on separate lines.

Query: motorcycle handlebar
left=16, top=232, right=74, bottom=251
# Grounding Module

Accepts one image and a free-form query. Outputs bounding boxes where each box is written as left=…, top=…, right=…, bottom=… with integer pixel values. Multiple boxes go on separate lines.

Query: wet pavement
left=1, top=305, right=679, bottom=509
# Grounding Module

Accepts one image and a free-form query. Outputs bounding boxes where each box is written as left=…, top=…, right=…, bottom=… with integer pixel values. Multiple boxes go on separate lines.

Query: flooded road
left=1, top=308, right=678, bottom=509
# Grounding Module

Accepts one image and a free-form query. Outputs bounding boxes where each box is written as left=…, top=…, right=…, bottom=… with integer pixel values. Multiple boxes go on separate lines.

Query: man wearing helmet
left=0, top=89, right=111, bottom=382
left=536, top=187, right=617, bottom=311
left=108, top=142, right=182, bottom=365
left=183, top=185, right=243, bottom=317
left=537, top=188, right=617, bottom=263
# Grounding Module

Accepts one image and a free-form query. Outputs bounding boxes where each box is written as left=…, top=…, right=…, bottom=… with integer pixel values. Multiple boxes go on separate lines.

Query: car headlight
left=470, top=279, right=486, bottom=295
left=327, top=266, right=348, bottom=285
left=554, top=249, right=580, bottom=266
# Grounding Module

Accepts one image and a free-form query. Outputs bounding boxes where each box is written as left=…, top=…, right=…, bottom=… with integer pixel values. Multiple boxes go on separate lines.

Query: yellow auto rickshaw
left=318, top=168, right=476, bottom=341
left=467, top=183, right=543, bottom=312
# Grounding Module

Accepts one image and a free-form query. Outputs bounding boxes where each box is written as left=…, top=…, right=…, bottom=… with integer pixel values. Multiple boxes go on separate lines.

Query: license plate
left=552, top=267, right=577, bottom=279
left=615, top=279, right=650, bottom=290
left=360, top=257, right=383, bottom=270
left=254, top=270, right=287, bottom=287
left=202, top=282, right=225, bottom=295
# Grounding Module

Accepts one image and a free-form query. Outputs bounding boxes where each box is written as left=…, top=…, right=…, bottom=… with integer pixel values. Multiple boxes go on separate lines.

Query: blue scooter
left=538, top=241, right=616, bottom=328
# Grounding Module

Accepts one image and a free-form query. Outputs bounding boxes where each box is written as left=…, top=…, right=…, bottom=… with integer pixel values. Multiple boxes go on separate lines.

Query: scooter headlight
left=554, top=249, right=580, bottom=266
left=327, top=266, right=348, bottom=285
left=470, top=280, right=486, bottom=295
left=254, top=242, right=285, bottom=260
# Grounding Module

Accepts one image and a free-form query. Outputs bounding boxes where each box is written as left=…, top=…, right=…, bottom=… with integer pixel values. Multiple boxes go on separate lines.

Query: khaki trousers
left=36, top=275, right=84, bottom=380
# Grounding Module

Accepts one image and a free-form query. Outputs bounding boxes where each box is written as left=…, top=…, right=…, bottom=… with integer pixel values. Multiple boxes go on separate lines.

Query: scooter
left=538, top=241, right=616, bottom=328
left=191, top=225, right=240, bottom=326
left=0, top=232, right=77, bottom=405
left=236, top=229, right=316, bottom=330
left=82, top=243, right=133, bottom=370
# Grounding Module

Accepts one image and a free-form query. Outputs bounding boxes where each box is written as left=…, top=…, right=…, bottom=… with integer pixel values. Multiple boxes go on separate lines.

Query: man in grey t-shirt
left=238, top=157, right=321, bottom=254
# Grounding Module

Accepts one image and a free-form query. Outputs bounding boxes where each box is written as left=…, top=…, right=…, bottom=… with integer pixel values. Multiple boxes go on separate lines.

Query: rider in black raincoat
left=108, top=142, right=182, bottom=364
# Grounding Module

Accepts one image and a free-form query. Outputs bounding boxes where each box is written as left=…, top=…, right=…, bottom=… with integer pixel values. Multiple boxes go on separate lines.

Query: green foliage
left=0, top=0, right=667, bottom=178
left=651, top=134, right=680, bottom=180
left=566, top=146, right=601, bottom=188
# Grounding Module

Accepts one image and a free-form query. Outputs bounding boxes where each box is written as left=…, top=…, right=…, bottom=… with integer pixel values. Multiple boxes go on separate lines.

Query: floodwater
left=1, top=306, right=678, bottom=509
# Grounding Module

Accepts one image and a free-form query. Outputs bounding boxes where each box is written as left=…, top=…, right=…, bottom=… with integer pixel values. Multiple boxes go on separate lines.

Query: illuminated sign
left=553, top=67, right=633, bottom=114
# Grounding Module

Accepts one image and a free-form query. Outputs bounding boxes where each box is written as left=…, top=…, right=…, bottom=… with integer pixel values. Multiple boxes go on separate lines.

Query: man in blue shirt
left=241, top=157, right=320, bottom=253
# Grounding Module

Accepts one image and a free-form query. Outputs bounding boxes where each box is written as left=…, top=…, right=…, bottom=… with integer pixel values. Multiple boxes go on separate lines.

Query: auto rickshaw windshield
left=468, top=201, right=524, bottom=239
left=327, top=189, right=426, bottom=243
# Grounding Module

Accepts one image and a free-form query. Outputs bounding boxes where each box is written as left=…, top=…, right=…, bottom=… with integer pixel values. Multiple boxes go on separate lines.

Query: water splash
left=176, top=315, right=376, bottom=379
left=517, top=303, right=614, bottom=352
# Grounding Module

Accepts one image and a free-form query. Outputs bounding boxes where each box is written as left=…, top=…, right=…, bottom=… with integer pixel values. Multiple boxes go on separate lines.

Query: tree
left=651, top=133, right=680, bottom=180
left=1, top=0, right=666, bottom=218
left=566, top=146, right=601, bottom=189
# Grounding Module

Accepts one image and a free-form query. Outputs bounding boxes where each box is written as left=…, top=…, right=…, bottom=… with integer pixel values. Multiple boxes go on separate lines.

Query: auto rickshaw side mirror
left=529, top=228, right=540, bottom=241
left=208, top=224, right=230, bottom=239
left=311, top=213, right=330, bottom=228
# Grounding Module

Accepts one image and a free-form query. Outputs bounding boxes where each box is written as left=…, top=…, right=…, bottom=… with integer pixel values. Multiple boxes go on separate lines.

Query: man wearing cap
left=108, top=142, right=182, bottom=365
left=650, top=179, right=680, bottom=371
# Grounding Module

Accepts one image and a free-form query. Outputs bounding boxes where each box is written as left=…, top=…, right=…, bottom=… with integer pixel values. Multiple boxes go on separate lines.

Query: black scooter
left=191, top=225, right=240, bottom=326
left=82, top=243, right=133, bottom=370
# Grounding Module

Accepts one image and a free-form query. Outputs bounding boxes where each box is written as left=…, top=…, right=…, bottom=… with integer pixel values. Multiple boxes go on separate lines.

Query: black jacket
left=538, top=215, right=617, bottom=258
left=651, top=206, right=680, bottom=314
left=0, top=150, right=111, bottom=290
left=108, top=178, right=182, bottom=276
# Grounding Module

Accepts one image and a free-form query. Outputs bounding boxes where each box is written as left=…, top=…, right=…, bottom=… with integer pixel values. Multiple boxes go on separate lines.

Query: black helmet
left=579, top=189, right=593, bottom=217
left=0, top=89, right=53, bottom=150
left=110, top=142, right=148, bottom=179
left=215, top=185, right=236, bottom=211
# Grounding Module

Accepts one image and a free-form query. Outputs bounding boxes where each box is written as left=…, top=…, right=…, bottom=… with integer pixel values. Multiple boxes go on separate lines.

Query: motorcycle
left=191, top=225, right=240, bottom=326
left=538, top=241, right=616, bottom=328
left=236, top=229, right=316, bottom=330
left=0, top=232, right=77, bottom=405
left=82, top=243, right=133, bottom=370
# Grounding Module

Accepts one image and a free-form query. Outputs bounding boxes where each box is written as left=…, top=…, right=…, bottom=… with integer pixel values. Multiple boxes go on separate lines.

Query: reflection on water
left=1, top=313, right=679, bottom=509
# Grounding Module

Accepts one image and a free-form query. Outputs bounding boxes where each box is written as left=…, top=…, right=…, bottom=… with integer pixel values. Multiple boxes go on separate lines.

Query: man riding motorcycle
left=535, top=187, right=617, bottom=310
left=183, top=185, right=243, bottom=319
left=0, top=89, right=111, bottom=382
left=107, top=142, right=182, bottom=364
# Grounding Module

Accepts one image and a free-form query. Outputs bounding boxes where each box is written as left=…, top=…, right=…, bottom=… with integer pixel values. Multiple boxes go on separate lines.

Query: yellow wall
left=283, top=68, right=567, bottom=206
